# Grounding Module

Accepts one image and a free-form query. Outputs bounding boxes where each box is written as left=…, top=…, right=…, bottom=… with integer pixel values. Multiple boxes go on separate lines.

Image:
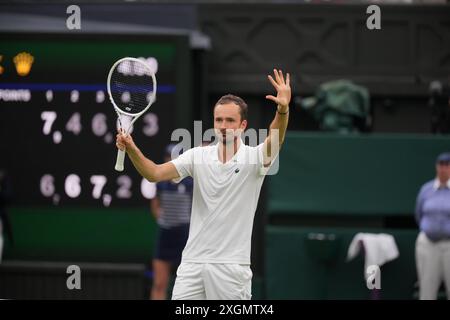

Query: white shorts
left=171, top=262, right=252, bottom=300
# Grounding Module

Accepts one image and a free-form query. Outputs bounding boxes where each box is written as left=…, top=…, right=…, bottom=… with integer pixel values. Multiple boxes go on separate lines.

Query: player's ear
left=241, top=119, right=247, bottom=130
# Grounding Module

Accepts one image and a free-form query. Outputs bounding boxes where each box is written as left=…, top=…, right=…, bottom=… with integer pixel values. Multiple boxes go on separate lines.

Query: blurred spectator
left=415, top=152, right=450, bottom=299
left=150, top=144, right=193, bottom=300
left=0, top=169, right=14, bottom=263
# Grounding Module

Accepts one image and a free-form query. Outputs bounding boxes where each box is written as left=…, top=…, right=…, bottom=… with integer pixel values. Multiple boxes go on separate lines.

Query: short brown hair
left=214, top=94, right=248, bottom=121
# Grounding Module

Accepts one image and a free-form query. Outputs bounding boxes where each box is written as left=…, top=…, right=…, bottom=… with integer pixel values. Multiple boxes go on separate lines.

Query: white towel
left=347, top=233, right=399, bottom=277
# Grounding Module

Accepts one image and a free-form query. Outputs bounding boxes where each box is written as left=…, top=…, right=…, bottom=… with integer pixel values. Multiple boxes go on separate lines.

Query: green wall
left=263, top=132, right=449, bottom=299
left=268, top=132, right=450, bottom=215
left=265, top=226, right=418, bottom=299
left=4, top=207, right=157, bottom=263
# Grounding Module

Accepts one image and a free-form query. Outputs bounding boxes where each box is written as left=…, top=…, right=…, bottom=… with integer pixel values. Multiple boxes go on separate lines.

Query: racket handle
left=115, top=149, right=126, bottom=172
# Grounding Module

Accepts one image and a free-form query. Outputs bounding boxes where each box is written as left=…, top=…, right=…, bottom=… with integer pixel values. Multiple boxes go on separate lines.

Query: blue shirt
left=415, top=179, right=450, bottom=241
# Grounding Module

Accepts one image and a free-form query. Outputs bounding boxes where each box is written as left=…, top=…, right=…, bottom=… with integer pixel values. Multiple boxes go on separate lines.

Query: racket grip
left=115, top=149, right=126, bottom=172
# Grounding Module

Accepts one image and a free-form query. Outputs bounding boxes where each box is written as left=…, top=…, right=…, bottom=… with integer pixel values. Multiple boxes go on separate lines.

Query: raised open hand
left=266, top=69, right=291, bottom=112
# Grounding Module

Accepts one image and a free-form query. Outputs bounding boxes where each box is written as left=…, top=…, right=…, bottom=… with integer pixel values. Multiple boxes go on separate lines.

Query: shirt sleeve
left=415, top=185, right=427, bottom=226
left=256, top=143, right=280, bottom=176
left=170, top=147, right=195, bottom=183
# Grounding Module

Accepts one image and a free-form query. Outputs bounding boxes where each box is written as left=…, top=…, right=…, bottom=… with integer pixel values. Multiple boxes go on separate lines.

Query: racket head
left=107, top=57, right=157, bottom=118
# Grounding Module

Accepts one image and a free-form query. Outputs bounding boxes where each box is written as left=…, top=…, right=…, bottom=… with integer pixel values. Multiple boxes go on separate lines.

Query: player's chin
left=224, top=137, right=237, bottom=145
left=215, top=132, right=235, bottom=144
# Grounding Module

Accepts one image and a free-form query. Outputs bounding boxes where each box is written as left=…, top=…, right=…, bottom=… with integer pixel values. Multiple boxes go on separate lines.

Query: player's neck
left=218, top=138, right=240, bottom=164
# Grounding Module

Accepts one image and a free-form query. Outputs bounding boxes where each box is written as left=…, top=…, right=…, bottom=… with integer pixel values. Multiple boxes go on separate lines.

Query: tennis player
left=116, top=69, right=291, bottom=299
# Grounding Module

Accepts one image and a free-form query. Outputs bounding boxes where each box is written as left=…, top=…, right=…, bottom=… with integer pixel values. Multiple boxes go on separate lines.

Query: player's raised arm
left=116, top=131, right=180, bottom=182
left=263, top=69, right=292, bottom=166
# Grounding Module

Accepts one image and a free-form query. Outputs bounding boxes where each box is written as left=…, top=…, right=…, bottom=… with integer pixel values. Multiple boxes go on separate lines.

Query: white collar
left=432, top=178, right=450, bottom=190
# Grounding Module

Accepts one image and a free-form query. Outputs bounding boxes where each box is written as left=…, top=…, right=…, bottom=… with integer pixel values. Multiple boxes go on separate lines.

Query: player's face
left=214, top=103, right=247, bottom=144
left=436, top=161, right=450, bottom=181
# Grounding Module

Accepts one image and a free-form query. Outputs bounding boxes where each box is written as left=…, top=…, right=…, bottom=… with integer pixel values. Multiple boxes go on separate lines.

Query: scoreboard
left=0, top=32, right=191, bottom=208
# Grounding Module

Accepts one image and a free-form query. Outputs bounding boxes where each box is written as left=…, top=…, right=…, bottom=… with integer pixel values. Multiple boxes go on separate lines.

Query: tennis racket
left=107, top=57, right=157, bottom=171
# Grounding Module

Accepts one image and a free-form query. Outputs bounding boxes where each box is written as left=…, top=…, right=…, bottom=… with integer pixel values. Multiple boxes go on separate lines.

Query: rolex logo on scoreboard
left=13, top=52, right=34, bottom=76
left=117, top=57, right=158, bottom=76
left=0, top=55, right=4, bottom=75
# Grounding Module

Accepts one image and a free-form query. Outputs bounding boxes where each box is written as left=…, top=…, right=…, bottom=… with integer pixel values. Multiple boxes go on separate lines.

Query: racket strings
left=110, top=59, right=154, bottom=115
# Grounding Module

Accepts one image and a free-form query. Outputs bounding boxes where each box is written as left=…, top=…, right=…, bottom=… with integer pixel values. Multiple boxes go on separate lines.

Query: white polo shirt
left=171, top=141, right=271, bottom=265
